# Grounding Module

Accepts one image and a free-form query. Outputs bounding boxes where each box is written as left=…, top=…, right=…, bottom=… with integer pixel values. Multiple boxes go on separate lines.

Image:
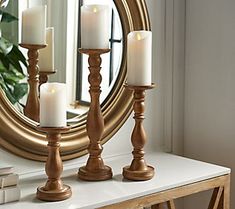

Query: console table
left=1, top=152, right=230, bottom=209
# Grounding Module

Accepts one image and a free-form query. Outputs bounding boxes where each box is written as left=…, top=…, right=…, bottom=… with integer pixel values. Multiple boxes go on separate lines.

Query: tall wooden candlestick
left=78, top=49, right=113, bottom=181
left=123, top=84, right=155, bottom=181
left=19, top=44, right=46, bottom=122
left=36, top=126, right=72, bottom=201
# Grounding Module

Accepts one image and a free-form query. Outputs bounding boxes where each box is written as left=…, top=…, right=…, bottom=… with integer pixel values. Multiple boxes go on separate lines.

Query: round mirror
left=0, top=0, right=150, bottom=161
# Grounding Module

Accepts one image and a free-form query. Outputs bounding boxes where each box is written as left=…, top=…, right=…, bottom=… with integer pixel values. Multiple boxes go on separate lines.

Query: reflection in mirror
left=0, top=0, right=123, bottom=124
left=0, top=0, right=29, bottom=112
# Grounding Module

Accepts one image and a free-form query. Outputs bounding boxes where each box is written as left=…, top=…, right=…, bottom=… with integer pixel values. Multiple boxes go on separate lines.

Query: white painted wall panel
left=184, top=0, right=235, bottom=208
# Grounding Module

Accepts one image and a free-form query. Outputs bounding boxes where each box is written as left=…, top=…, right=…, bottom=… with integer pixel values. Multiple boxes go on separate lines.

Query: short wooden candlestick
left=77, top=49, right=113, bottom=181
left=123, top=84, right=155, bottom=181
left=19, top=44, right=46, bottom=122
left=36, top=126, right=72, bottom=201
left=39, top=70, right=57, bottom=90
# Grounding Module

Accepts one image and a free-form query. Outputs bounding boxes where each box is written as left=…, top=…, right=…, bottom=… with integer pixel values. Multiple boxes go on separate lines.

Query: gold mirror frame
left=0, top=0, right=150, bottom=161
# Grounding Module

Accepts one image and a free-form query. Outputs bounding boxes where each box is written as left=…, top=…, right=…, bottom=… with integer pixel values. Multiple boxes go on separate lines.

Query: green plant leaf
left=0, top=66, right=5, bottom=72
left=7, top=45, right=28, bottom=72
left=0, top=7, right=28, bottom=105
left=2, top=72, right=22, bottom=84
left=0, top=10, right=18, bottom=23
left=4, top=87, right=16, bottom=103
left=7, top=54, right=24, bottom=74
left=0, top=80, right=16, bottom=104
left=13, top=82, right=28, bottom=101
left=0, top=53, right=9, bottom=69
left=0, top=45, right=27, bottom=75
left=0, top=73, right=4, bottom=84
left=0, top=0, right=10, bottom=10
left=11, top=45, right=27, bottom=67
left=11, top=68, right=25, bottom=78
left=0, top=37, right=13, bottom=55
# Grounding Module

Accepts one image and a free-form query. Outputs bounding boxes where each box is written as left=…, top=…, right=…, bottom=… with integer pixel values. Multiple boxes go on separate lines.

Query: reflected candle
left=127, top=31, right=152, bottom=86
left=40, top=83, right=67, bottom=127
left=81, top=4, right=110, bottom=49
left=39, top=27, right=55, bottom=72
left=22, top=6, right=47, bottom=45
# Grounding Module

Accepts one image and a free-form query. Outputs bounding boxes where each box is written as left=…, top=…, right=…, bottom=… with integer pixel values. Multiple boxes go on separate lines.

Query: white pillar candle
left=38, top=27, right=55, bottom=72
left=22, top=6, right=47, bottom=45
left=81, top=4, right=110, bottom=49
left=40, top=83, right=67, bottom=127
left=127, top=31, right=152, bottom=86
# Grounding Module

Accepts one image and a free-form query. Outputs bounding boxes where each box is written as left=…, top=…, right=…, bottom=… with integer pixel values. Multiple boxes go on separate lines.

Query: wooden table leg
left=208, top=187, right=224, bottom=209
left=222, top=174, right=230, bottom=209
left=208, top=174, right=230, bottom=209
left=151, top=204, right=164, bottom=209
left=151, top=200, right=176, bottom=209
left=167, top=200, right=176, bottom=209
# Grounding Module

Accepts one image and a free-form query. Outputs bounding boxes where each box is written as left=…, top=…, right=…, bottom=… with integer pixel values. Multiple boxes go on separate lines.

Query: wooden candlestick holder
left=123, top=84, right=155, bottom=181
left=39, top=70, right=57, bottom=90
left=19, top=44, right=46, bottom=122
left=77, top=49, right=113, bottom=181
left=36, top=126, right=72, bottom=201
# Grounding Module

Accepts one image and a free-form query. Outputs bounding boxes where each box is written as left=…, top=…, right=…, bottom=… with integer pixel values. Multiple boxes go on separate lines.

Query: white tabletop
left=1, top=152, right=230, bottom=209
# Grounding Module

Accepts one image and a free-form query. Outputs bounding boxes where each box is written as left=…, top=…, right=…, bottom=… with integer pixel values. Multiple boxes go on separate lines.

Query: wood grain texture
left=151, top=200, right=176, bottom=209
left=167, top=200, right=176, bottom=209
left=208, top=187, right=224, bottom=209
left=151, top=203, right=165, bottom=209
left=36, top=127, right=72, bottom=201
left=78, top=49, right=113, bottom=181
left=19, top=44, right=46, bottom=122
left=98, top=175, right=230, bottom=209
left=123, top=85, right=155, bottom=181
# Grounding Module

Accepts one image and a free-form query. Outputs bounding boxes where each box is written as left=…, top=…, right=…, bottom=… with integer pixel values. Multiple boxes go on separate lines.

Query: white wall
left=184, top=0, right=235, bottom=208
left=0, top=0, right=167, bottom=176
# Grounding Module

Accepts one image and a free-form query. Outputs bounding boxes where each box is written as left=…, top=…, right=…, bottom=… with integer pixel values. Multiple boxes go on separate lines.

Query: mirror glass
left=0, top=0, right=123, bottom=124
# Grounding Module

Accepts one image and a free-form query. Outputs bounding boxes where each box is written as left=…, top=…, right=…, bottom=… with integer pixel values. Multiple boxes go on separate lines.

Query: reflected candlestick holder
left=19, top=44, right=46, bottom=122
left=123, top=84, right=155, bottom=181
left=36, top=126, right=72, bottom=201
left=39, top=70, right=57, bottom=90
left=77, top=48, right=113, bottom=181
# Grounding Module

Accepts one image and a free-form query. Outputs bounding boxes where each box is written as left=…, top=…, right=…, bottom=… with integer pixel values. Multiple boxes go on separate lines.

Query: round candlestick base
left=37, top=185, right=72, bottom=202
left=78, top=165, right=112, bottom=181
left=123, top=165, right=154, bottom=181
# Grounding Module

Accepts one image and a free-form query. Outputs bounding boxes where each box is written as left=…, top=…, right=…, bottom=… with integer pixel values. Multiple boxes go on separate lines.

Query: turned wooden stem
left=86, top=52, right=104, bottom=169
left=36, top=126, right=72, bottom=202
left=19, top=44, right=46, bottom=122
left=78, top=49, right=112, bottom=181
left=123, top=84, right=155, bottom=181
left=44, top=130, right=63, bottom=191
left=130, top=89, right=148, bottom=170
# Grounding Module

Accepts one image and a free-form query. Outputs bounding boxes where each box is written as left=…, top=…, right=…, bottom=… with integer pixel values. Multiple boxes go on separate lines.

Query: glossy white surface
left=0, top=152, right=230, bottom=209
